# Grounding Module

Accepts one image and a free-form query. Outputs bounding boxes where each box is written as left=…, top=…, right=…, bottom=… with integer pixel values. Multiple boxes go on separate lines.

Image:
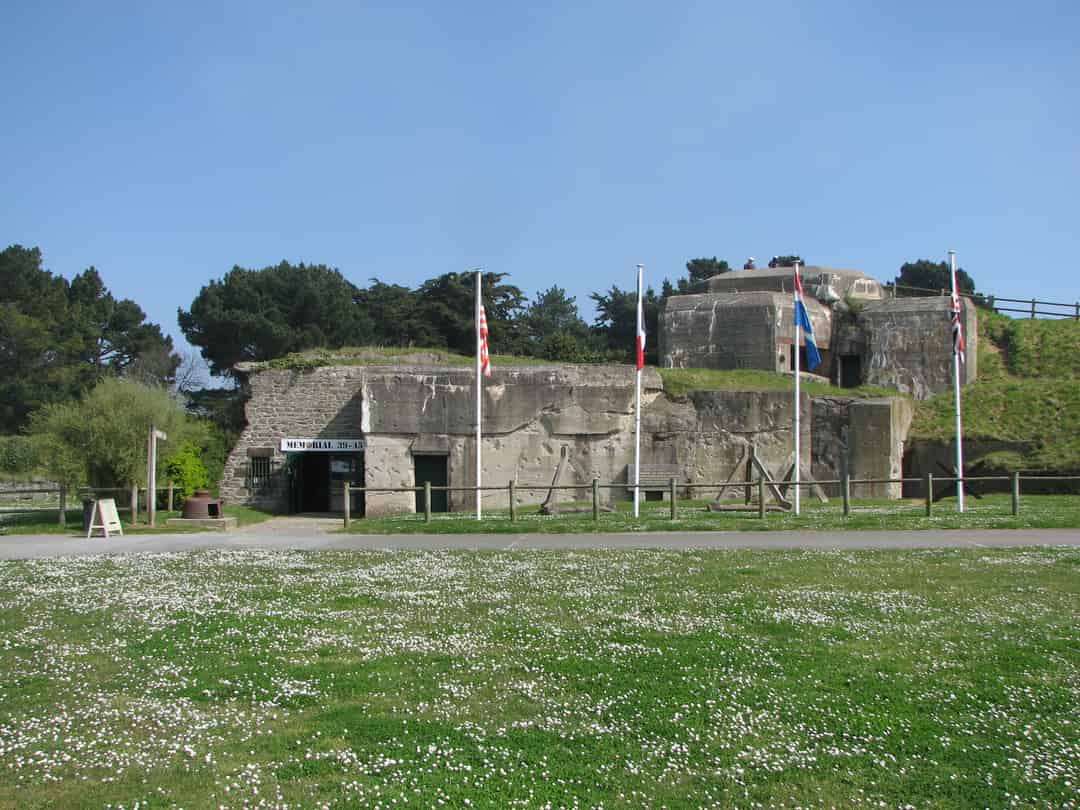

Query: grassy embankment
left=1, top=547, right=1077, bottom=808
left=910, top=311, right=1080, bottom=470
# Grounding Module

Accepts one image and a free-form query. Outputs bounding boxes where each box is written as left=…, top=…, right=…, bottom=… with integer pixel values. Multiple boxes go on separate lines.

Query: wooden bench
left=626, top=464, right=681, bottom=493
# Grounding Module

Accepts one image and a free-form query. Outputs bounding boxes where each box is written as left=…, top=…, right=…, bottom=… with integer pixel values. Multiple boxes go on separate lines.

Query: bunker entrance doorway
left=839, top=355, right=862, bottom=388
left=290, top=452, right=365, bottom=515
left=414, top=455, right=449, bottom=513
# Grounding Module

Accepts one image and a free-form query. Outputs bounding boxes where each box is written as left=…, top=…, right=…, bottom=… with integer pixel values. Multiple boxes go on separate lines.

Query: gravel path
left=1, top=520, right=1079, bottom=559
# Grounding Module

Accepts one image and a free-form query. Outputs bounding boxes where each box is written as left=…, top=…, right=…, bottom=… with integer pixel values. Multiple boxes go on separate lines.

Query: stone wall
left=219, top=366, right=366, bottom=509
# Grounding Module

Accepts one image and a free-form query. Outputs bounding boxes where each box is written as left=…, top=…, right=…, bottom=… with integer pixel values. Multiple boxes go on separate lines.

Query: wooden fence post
left=424, top=481, right=432, bottom=523
left=592, top=478, right=599, bottom=522
left=508, top=481, right=516, bottom=522
left=925, top=473, right=933, bottom=517
left=130, top=483, right=139, bottom=523
left=669, top=477, right=677, bottom=520
left=58, top=485, right=67, bottom=525
left=1011, top=472, right=1020, bottom=516
left=343, top=482, right=350, bottom=529
left=841, top=472, right=850, bottom=517
left=758, top=476, right=765, bottom=520
left=1030, top=298, right=1036, bottom=318
left=167, top=482, right=174, bottom=513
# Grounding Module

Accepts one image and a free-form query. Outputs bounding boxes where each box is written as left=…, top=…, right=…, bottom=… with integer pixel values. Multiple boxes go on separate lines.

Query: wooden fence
left=4, top=473, right=1079, bottom=530
left=890, top=283, right=1079, bottom=319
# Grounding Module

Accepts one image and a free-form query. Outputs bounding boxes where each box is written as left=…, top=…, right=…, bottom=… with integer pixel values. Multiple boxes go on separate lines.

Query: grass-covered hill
left=910, top=311, right=1080, bottom=470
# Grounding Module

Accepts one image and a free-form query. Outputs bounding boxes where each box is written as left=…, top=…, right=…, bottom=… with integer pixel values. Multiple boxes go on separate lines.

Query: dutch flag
left=793, top=270, right=821, bottom=372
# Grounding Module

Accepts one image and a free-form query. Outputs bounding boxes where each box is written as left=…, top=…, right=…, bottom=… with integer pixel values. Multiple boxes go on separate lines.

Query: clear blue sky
left=3, top=0, right=1078, bottom=361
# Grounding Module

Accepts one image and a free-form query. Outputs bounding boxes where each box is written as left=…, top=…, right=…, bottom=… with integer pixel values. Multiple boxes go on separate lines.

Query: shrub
left=163, top=441, right=210, bottom=499
left=0, top=436, right=37, bottom=476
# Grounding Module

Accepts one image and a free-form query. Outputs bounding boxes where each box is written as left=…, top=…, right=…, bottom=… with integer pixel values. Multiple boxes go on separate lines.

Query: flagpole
left=633, top=264, right=643, bottom=518
left=949, top=250, right=965, bottom=513
left=475, top=269, right=483, bottom=520
left=793, top=262, right=801, bottom=516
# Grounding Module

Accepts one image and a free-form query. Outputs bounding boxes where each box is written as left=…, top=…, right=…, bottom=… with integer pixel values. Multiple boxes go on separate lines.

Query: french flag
left=793, top=270, right=821, bottom=372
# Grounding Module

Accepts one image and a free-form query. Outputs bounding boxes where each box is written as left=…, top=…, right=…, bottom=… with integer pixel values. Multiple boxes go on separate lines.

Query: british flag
left=950, top=287, right=965, bottom=365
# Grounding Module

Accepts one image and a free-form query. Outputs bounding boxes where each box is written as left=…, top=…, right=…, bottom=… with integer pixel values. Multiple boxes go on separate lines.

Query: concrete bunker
left=219, top=359, right=914, bottom=518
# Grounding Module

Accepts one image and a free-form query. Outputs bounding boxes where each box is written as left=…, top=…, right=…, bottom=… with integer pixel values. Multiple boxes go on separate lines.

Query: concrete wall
left=859, top=297, right=977, bottom=399
left=660, top=292, right=831, bottom=373
left=222, top=362, right=915, bottom=515
left=811, top=396, right=915, bottom=498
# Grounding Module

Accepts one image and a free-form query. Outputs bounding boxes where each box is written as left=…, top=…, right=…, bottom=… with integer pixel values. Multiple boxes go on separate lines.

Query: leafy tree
left=0, top=245, right=179, bottom=432
left=412, top=271, right=526, bottom=355
left=28, top=378, right=204, bottom=490
left=894, top=259, right=976, bottom=297
left=590, top=285, right=662, bottom=365
left=178, top=261, right=376, bottom=375
left=356, top=280, right=440, bottom=348
left=518, top=286, right=592, bottom=354
left=67, top=268, right=178, bottom=381
left=686, top=257, right=731, bottom=287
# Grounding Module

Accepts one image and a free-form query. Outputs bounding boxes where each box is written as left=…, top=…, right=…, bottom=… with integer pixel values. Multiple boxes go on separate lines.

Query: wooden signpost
left=87, top=498, right=123, bottom=538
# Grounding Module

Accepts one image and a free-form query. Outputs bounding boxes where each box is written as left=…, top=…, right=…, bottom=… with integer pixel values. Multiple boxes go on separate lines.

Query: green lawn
left=0, top=547, right=1077, bottom=808
left=0, top=503, right=274, bottom=536
left=345, top=494, right=1080, bottom=534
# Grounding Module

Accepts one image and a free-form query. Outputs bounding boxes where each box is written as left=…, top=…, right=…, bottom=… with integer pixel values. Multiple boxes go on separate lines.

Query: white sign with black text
left=280, top=438, right=366, bottom=452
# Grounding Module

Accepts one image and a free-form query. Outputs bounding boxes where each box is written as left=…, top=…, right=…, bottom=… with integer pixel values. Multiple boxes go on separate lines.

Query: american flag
left=950, top=288, right=965, bottom=364
left=635, top=288, right=646, bottom=371
left=479, top=305, right=492, bottom=377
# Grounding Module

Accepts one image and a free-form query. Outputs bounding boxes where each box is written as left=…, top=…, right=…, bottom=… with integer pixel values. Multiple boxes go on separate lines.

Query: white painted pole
left=147, top=425, right=155, bottom=526
left=793, top=262, right=801, bottom=516
left=475, top=270, right=483, bottom=520
left=949, top=250, right=966, bottom=513
left=633, top=265, right=643, bottom=518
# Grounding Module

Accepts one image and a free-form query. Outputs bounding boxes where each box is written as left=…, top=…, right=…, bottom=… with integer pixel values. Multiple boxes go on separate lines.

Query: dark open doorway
left=414, top=455, right=449, bottom=513
left=296, top=453, right=330, bottom=512
left=289, top=452, right=365, bottom=514
left=840, top=354, right=862, bottom=388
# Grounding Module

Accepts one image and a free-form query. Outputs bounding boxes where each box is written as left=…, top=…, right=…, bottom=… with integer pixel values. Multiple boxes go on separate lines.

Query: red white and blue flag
left=793, top=270, right=821, bottom=372
left=950, top=285, right=966, bottom=365
left=479, top=305, right=492, bottom=377
left=635, top=286, right=646, bottom=371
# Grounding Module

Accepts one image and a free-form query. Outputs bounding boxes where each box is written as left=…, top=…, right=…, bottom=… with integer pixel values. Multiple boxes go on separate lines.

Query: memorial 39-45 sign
left=280, top=438, right=366, bottom=452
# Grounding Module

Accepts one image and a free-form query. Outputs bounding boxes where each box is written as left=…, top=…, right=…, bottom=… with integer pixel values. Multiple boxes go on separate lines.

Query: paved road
left=2, top=524, right=1079, bottom=559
